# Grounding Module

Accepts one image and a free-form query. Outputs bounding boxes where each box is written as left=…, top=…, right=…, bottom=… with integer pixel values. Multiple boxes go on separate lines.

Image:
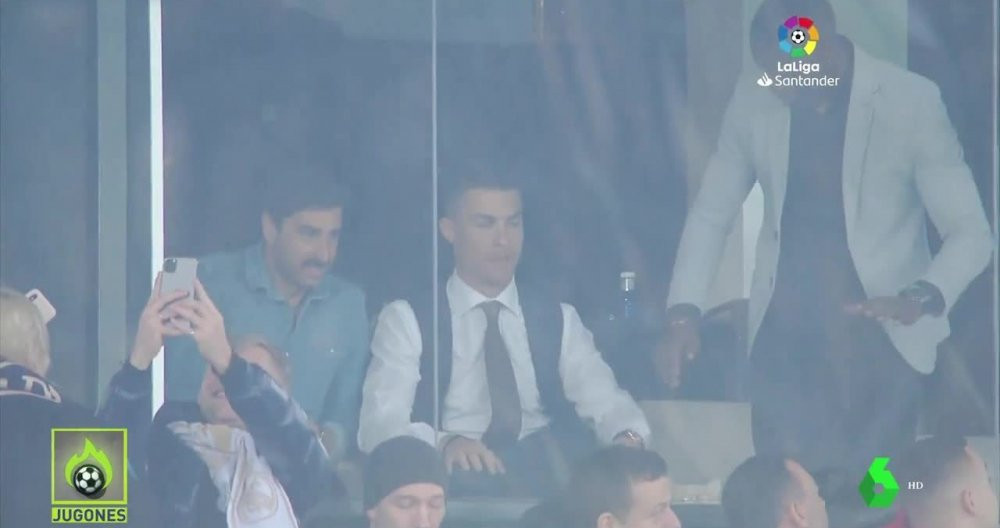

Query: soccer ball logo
left=778, top=16, right=820, bottom=57
left=73, top=464, right=106, bottom=498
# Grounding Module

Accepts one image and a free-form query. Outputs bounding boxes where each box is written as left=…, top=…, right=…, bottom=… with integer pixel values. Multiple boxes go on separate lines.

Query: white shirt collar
left=447, top=272, right=522, bottom=320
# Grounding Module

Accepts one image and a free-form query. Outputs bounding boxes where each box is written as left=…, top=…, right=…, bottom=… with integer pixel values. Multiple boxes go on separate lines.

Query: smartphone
left=25, top=289, right=56, bottom=324
left=161, top=258, right=198, bottom=331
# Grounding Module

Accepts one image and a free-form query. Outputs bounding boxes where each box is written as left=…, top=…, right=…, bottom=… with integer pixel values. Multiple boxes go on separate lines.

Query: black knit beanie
left=363, top=436, right=448, bottom=509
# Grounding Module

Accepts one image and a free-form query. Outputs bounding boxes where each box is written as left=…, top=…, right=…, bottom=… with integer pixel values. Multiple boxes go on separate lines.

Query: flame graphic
left=63, top=438, right=113, bottom=490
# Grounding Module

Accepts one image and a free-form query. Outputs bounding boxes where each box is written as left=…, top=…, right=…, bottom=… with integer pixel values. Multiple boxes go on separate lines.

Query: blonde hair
left=0, top=287, right=51, bottom=375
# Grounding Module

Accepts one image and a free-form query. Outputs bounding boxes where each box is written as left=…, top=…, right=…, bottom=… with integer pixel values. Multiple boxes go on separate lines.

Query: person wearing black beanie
left=365, top=436, right=449, bottom=528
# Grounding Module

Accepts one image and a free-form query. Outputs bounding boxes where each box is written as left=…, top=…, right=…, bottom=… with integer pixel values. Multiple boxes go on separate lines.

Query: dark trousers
left=449, top=426, right=595, bottom=499
left=749, top=315, right=924, bottom=481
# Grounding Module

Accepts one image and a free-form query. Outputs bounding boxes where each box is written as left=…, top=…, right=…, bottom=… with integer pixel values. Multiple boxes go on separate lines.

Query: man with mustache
left=358, top=164, right=650, bottom=497
left=166, top=166, right=369, bottom=461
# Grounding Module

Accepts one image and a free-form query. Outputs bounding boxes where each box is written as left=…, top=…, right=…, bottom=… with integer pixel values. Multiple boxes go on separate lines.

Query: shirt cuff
left=599, top=417, right=652, bottom=445
left=407, top=422, right=440, bottom=450
left=218, top=355, right=254, bottom=398
left=666, top=303, right=702, bottom=322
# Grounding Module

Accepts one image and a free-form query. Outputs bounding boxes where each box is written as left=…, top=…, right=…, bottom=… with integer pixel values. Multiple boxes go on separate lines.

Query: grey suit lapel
left=767, top=100, right=790, bottom=227
left=842, top=47, right=880, bottom=237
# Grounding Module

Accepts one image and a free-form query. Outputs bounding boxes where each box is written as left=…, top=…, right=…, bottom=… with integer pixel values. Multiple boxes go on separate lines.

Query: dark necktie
left=479, top=300, right=522, bottom=450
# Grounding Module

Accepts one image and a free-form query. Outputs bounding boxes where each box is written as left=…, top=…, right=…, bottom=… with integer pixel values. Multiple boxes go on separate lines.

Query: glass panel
left=433, top=0, right=688, bottom=502
left=159, top=0, right=433, bottom=507
left=430, top=0, right=998, bottom=523
left=0, top=0, right=99, bottom=406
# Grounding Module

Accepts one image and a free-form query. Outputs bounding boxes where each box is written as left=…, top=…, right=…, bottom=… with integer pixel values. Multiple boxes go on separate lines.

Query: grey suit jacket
left=667, top=46, right=993, bottom=374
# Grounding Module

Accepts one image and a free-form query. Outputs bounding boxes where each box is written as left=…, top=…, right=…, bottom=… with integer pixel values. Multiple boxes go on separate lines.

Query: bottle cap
left=620, top=271, right=636, bottom=292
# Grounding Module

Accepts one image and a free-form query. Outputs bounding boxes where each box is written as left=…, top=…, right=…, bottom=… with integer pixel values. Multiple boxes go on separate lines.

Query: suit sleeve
left=667, top=83, right=759, bottom=311
left=911, top=84, right=993, bottom=311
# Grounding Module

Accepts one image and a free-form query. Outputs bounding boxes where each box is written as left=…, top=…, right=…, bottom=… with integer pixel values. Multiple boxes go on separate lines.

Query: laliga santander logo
left=756, top=15, right=840, bottom=89
left=778, top=15, right=820, bottom=58
left=756, top=72, right=774, bottom=87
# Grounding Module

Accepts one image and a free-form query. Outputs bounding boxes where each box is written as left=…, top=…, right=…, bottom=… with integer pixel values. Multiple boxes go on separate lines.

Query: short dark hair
left=439, top=158, right=522, bottom=217
left=261, top=161, right=348, bottom=225
left=568, top=446, right=669, bottom=526
left=895, top=435, right=970, bottom=508
left=749, top=0, right=837, bottom=66
left=722, top=455, right=797, bottom=528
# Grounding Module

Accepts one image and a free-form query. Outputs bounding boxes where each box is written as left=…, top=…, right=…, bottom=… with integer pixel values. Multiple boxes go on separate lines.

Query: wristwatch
left=898, top=281, right=945, bottom=317
left=614, top=430, right=645, bottom=448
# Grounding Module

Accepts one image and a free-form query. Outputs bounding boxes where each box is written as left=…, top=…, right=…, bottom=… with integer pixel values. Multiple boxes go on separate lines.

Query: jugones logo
left=51, top=428, right=128, bottom=524
left=757, top=15, right=841, bottom=88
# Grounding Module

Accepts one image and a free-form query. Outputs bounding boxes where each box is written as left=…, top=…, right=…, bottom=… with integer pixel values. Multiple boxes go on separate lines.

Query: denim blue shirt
left=164, top=243, right=370, bottom=449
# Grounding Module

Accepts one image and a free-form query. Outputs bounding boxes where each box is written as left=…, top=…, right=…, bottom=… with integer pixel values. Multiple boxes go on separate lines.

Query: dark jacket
left=126, top=356, right=344, bottom=528
left=0, top=361, right=159, bottom=527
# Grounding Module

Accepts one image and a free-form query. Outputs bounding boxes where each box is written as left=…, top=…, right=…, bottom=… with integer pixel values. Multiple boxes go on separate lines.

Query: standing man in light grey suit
left=657, top=0, right=992, bottom=480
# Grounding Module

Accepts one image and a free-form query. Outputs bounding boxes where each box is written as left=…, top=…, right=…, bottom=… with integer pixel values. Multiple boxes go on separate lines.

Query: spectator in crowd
left=165, top=165, right=369, bottom=460
left=0, top=286, right=166, bottom=527
left=148, top=279, right=340, bottom=527
left=657, top=0, right=993, bottom=480
left=565, top=446, right=681, bottom=528
left=358, top=165, right=650, bottom=497
left=722, top=455, right=828, bottom=528
left=894, top=435, right=999, bottom=528
left=364, top=436, right=449, bottom=528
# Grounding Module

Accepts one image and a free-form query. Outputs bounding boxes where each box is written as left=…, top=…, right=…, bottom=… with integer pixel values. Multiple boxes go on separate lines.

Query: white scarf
left=168, top=421, right=299, bottom=528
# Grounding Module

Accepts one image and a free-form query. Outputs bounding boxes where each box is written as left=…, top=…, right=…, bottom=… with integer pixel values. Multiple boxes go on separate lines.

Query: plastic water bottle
left=620, top=271, right=637, bottom=321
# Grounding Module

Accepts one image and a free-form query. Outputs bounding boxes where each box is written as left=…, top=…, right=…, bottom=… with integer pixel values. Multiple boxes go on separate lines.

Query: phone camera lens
left=164, top=259, right=177, bottom=273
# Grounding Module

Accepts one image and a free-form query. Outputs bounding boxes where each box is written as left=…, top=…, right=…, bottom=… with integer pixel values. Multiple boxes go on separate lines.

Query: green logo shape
left=859, top=457, right=899, bottom=508
left=64, top=437, right=114, bottom=491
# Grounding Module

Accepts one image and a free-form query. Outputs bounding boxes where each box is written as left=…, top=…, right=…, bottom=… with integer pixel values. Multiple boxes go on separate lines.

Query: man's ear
left=439, top=216, right=456, bottom=244
left=959, top=488, right=977, bottom=515
left=262, top=212, right=279, bottom=245
left=787, top=500, right=809, bottom=527
left=596, top=512, right=618, bottom=528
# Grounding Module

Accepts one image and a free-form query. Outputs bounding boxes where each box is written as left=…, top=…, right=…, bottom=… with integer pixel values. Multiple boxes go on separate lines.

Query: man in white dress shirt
left=358, top=165, right=651, bottom=497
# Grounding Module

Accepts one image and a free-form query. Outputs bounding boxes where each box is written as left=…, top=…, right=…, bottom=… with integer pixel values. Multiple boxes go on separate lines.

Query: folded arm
left=911, top=84, right=993, bottom=311
left=222, top=356, right=340, bottom=514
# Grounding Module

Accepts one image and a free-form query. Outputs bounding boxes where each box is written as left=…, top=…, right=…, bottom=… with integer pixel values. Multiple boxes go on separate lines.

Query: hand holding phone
left=160, top=258, right=198, bottom=332
left=130, top=273, right=190, bottom=370
left=168, top=279, right=233, bottom=373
